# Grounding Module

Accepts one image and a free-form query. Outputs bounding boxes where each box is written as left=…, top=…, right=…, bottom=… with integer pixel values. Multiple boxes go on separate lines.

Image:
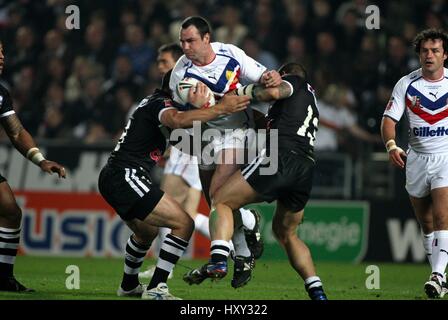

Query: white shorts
left=210, top=128, right=248, bottom=154
left=405, top=149, right=448, bottom=197
left=199, top=128, right=255, bottom=170
left=164, top=147, right=202, bottom=190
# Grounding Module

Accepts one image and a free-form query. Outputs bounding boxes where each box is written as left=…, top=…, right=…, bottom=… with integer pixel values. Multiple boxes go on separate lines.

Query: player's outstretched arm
left=161, top=83, right=249, bottom=129
left=0, top=114, right=66, bottom=178
left=235, top=81, right=292, bottom=102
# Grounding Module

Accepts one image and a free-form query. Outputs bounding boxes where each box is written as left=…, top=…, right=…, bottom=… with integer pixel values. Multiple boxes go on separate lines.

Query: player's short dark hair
left=413, top=28, right=448, bottom=54
left=278, top=62, right=308, bottom=80
left=181, top=16, right=212, bottom=39
left=158, top=43, right=183, bottom=61
left=161, top=69, right=172, bottom=94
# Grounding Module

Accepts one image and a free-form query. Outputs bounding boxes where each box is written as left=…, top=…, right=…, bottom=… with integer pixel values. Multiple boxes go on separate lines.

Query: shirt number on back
left=297, top=105, right=318, bottom=146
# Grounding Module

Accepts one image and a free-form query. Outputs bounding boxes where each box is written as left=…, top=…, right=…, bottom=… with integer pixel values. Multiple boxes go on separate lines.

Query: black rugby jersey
left=108, top=89, right=176, bottom=172
left=266, top=75, right=319, bottom=158
left=0, top=83, right=15, bottom=118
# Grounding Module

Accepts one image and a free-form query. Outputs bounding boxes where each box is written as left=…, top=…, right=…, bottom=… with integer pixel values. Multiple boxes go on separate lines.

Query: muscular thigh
left=161, top=174, right=189, bottom=205
left=0, top=180, right=19, bottom=214
left=209, top=148, right=244, bottom=197
left=212, top=170, right=260, bottom=210
left=272, top=201, right=304, bottom=234
left=125, top=218, right=159, bottom=244
left=143, top=193, right=190, bottom=230
left=430, top=187, right=448, bottom=221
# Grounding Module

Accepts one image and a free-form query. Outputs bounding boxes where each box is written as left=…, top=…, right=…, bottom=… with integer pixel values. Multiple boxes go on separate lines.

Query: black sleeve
left=281, top=75, right=302, bottom=93
left=147, top=97, right=176, bottom=125
left=0, top=84, right=14, bottom=117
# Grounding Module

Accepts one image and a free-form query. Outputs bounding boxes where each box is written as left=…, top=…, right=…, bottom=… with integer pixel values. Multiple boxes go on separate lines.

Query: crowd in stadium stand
left=0, top=0, right=446, bottom=157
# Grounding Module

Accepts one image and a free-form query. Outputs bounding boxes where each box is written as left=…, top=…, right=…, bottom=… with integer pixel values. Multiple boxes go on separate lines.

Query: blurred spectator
left=168, top=2, right=199, bottom=42
left=6, top=25, right=39, bottom=76
left=378, top=35, right=413, bottom=89
left=117, top=24, right=155, bottom=78
left=249, top=2, right=286, bottom=60
left=282, top=1, right=313, bottom=45
left=146, top=20, right=172, bottom=51
left=241, top=35, right=279, bottom=71
left=66, top=76, right=108, bottom=140
left=313, top=30, right=345, bottom=87
left=39, top=29, right=73, bottom=68
left=11, top=65, right=41, bottom=135
left=424, top=10, right=446, bottom=29
left=284, top=35, right=312, bottom=72
left=310, top=0, right=334, bottom=32
left=215, top=5, right=248, bottom=47
left=103, top=55, right=145, bottom=99
left=335, top=8, right=364, bottom=53
left=80, top=22, right=114, bottom=76
left=65, top=56, right=103, bottom=103
left=0, top=4, right=26, bottom=54
left=335, top=0, right=369, bottom=26
left=38, top=82, right=71, bottom=139
left=315, top=84, right=382, bottom=156
left=117, top=7, right=138, bottom=42
left=139, top=0, right=170, bottom=32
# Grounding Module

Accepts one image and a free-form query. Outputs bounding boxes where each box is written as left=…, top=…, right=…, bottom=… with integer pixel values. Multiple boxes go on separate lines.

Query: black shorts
left=98, top=163, right=164, bottom=221
left=243, top=150, right=314, bottom=212
left=0, top=173, right=6, bottom=183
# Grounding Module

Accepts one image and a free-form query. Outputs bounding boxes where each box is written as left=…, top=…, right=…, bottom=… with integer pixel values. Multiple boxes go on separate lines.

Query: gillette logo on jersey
left=413, top=126, right=448, bottom=137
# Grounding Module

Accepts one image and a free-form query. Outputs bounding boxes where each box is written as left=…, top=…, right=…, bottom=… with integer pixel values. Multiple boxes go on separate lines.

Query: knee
left=175, top=212, right=194, bottom=236
left=1, top=204, right=22, bottom=225
left=272, top=224, right=295, bottom=246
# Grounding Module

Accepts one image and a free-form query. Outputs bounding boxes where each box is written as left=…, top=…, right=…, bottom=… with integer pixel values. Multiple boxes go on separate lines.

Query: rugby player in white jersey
left=381, top=28, right=448, bottom=299
left=170, top=16, right=281, bottom=287
left=140, top=43, right=216, bottom=280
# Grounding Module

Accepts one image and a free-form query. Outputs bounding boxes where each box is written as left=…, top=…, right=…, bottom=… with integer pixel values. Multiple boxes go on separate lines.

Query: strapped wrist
left=385, top=139, right=403, bottom=153
left=236, top=84, right=255, bottom=99
left=26, top=147, right=46, bottom=166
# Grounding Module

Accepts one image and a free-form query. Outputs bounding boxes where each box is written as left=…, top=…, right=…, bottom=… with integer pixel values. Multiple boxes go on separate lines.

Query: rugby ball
left=176, top=77, right=216, bottom=108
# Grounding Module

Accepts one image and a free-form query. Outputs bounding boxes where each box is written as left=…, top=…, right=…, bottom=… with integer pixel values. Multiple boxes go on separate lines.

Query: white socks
left=194, top=213, right=210, bottom=238
left=422, top=232, right=434, bottom=267
left=432, top=230, right=448, bottom=276
left=305, top=276, right=323, bottom=289
left=239, top=208, right=255, bottom=231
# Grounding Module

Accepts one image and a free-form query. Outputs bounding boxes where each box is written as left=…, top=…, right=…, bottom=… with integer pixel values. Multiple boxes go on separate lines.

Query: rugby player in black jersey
left=0, top=42, right=66, bottom=293
left=184, top=62, right=328, bottom=300
left=98, top=70, right=249, bottom=300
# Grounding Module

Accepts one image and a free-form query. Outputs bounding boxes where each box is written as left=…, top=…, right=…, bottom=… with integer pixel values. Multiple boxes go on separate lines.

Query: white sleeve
left=169, top=57, right=187, bottom=104
left=226, top=44, right=267, bottom=83
left=383, top=76, right=408, bottom=122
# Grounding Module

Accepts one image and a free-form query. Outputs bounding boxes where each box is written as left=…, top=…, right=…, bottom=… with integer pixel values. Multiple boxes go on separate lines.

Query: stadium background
left=0, top=0, right=447, bottom=270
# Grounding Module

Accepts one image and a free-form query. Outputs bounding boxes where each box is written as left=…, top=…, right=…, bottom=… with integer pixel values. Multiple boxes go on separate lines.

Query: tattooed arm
left=0, top=114, right=66, bottom=178
left=235, top=80, right=293, bottom=102
left=1, top=113, right=36, bottom=156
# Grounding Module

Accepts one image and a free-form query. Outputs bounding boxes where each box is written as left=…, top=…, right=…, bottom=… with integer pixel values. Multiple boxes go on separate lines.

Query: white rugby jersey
left=383, top=68, right=448, bottom=153
left=169, top=42, right=267, bottom=130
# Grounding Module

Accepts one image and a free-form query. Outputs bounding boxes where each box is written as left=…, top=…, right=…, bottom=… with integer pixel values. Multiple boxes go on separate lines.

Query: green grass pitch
left=0, top=256, right=437, bottom=300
